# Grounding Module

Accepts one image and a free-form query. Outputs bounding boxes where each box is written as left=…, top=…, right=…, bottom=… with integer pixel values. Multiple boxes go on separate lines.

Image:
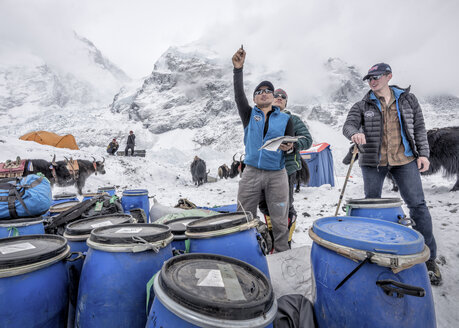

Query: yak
left=190, top=156, right=207, bottom=186
left=423, top=126, right=459, bottom=191
left=218, top=164, right=230, bottom=179
left=294, top=158, right=311, bottom=193
left=21, top=156, right=73, bottom=186
left=57, top=157, right=106, bottom=195
left=229, top=154, right=246, bottom=178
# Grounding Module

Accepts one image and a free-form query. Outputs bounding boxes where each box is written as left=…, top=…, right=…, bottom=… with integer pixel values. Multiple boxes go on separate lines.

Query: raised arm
left=232, top=48, right=252, bottom=128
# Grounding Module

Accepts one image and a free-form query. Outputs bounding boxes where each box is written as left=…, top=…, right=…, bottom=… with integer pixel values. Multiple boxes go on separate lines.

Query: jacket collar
left=364, top=85, right=411, bottom=103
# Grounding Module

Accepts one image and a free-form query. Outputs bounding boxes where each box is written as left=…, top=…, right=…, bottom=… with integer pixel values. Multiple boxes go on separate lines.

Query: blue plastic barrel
left=64, top=213, right=135, bottom=328
left=121, top=189, right=150, bottom=222
left=0, top=217, right=44, bottom=238
left=48, top=200, right=80, bottom=217
left=0, top=235, right=70, bottom=327
left=82, top=192, right=106, bottom=201
left=146, top=253, right=277, bottom=328
left=97, top=186, right=116, bottom=196
left=310, top=216, right=436, bottom=328
left=164, top=217, right=202, bottom=254
left=52, top=192, right=79, bottom=206
left=186, top=212, right=270, bottom=278
left=345, top=198, right=410, bottom=225
left=75, top=223, right=173, bottom=328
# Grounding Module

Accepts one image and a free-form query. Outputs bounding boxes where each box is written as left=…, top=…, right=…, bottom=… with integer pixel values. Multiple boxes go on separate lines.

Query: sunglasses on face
left=367, top=74, right=385, bottom=82
left=274, top=94, right=287, bottom=99
left=254, top=89, right=273, bottom=95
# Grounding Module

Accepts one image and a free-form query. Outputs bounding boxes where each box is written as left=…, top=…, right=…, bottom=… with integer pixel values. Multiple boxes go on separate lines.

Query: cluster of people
left=106, top=130, right=136, bottom=156
left=232, top=47, right=441, bottom=285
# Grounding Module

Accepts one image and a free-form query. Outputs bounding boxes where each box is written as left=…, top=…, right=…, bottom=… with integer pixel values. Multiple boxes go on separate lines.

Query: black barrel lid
left=186, top=212, right=253, bottom=233
left=0, top=216, right=43, bottom=225
left=89, top=223, right=171, bottom=245
left=97, top=186, right=115, bottom=191
left=158, top=253, right=274, bottom=320
left=49, top=200, right=80, bottom=212
left=65, top=214, right=133, bottom=237
left=165, top=217, right=202, bottom=238
left=0, top=235, right=68, bottom=269
left=346, top=198, right=402, bottom=205
left=53, top=192, right=77, bottom=200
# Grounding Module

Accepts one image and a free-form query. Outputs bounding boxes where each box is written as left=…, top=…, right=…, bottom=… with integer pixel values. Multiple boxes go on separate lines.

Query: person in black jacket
left=125, top=131, right=135, bottom=156
left=343, top=63, right=442, bottom=285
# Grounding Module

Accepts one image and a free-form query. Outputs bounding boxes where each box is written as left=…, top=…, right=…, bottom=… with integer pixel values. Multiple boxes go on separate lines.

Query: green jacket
left=283, top=110, right=313, bottom=175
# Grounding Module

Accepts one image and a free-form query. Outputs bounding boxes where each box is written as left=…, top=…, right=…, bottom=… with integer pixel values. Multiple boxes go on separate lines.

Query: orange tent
left=19, top=131, right=79, bottom=150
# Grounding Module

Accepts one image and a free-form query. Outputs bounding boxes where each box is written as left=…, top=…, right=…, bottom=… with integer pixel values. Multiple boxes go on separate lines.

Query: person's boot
left=426, top=258, right=443, bottom=286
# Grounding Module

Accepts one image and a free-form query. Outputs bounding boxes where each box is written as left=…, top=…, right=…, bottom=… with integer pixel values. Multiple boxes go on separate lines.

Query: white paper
left=259, top=136, right=305, bottom=152
left=91, top=220, right=113, bottom=228
left=0, top=242, right=36, bottom=254
left=196, top=269, right=225, bottom=287
left=115, top=227, right=142, bottom=234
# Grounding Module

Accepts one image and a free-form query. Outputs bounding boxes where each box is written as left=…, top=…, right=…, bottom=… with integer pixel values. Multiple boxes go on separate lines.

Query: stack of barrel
left=309, top=198, right=436, bottom=327
left=1, top=184, right=277, bottom=328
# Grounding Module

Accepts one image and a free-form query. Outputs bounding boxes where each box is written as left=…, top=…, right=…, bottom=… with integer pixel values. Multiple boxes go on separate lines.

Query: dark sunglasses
left=254, top=89, right=273, bottom=95
left=274, top=94, right=287, bottom=99
left=367, top=74, right=386, bottom=82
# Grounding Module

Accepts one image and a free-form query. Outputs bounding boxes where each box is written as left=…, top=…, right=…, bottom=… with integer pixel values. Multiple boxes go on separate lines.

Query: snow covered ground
left=0, top=107, right=457, bottom=327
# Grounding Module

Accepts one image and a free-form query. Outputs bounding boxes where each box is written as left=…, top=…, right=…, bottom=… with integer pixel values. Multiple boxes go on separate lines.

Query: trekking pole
left=334, top=144, right=359, bottom=216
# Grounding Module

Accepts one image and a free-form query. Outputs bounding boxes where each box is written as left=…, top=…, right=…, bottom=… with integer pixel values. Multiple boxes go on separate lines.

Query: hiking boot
left=426, top=259, right=443, bottom=286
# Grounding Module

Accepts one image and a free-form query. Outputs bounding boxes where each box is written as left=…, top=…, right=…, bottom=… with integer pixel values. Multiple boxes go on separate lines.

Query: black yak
left=56, top=157, right=106, bottom=195
left=294, top=158, right=311, bottom=193
left=190, top=156, right=207, bottom=186
left=423, top=126, right=459, bottom=191
left=229, top=153, right=246, bottom=178
left=218, top=164, right=230, bottom=179
left=19, top=156, right=73, bottom=186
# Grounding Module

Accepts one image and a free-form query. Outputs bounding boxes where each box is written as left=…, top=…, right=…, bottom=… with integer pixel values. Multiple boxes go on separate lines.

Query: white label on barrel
left=196, top=269, right=224, bottom=287
left=0, top=242, right=36, bottom=254
left=115, top=227, right=142, bottom=234
left=91, top=221, right=113, bottom=228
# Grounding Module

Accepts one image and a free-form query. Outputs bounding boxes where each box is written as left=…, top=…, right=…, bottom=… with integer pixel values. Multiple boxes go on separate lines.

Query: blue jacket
left=244, top=106, right=290, bottom=170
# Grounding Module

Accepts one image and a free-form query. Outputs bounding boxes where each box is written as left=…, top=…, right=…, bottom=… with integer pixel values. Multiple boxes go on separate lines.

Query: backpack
left=0, top=174, right=51, bottom=219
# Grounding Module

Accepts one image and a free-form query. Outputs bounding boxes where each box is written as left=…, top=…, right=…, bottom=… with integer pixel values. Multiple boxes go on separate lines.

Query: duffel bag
left=0, top=174, right=52, bottom=219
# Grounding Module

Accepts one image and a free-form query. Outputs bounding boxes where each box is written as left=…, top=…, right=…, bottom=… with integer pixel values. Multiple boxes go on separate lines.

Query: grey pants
left=237, top=166, right=290, bottom=252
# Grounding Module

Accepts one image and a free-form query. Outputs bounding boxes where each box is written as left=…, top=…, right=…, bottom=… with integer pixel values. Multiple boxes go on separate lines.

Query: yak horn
left=52, top=154, right=56, bottom=165
left=92, top=156, right=96, bottom=163
left=102, top=157, right=105, bottom=164
left=232, top=153, right=237, bottom=162
left=64, top=156, right=69, bottom=163
left=240, top=154, right=245, bottom=161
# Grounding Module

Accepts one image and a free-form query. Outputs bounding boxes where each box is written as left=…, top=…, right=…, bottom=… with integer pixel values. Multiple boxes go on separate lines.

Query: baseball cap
left=253, top=81, right=274, bottom=96
left=363, top=63, right=392, bottom=81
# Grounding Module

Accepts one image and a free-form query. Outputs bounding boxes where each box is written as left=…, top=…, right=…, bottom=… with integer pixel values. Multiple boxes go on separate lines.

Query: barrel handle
left=376, top=279, right=425, bottom=298
left=397, top=215, right=416, bottom=227
left=65, top=251, right=85, bottom=262
left=256, top=233, right=268, bottom=256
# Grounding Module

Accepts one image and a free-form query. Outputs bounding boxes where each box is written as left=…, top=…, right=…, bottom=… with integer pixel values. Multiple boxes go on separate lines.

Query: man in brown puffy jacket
left=343, top=63, right=442, bottom=285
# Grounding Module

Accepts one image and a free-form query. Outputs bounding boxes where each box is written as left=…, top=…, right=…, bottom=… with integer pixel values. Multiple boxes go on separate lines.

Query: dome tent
left=19, top=131, right=79, bottom=150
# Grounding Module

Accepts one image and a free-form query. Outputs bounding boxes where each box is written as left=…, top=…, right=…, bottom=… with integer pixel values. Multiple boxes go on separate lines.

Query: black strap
left=46, top=196, right=103, bottom=229
left=335, top=252, right=374, bottom=291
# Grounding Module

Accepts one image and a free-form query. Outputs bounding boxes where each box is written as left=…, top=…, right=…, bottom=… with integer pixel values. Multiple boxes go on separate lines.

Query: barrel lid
left=0, top=235, right=68, bottom=269
left=97, top=186, right=115, bottom=191
left=53, top=192, right=77, bottom=200
left=165, top=217, right=202, bottom=239
left=89, top=223, right=171, bottom=245
left=0, top=216, right=43, bottom=225
left=49, top=200, right=80, bottom=212
left=186, top=212, right=252, bottom=233
left=82, top=192, right=106, bottom=197
left=157, top=253, right=274, bottom=320
left=64, top=214, right=133, bottom=237
left=345, top=198, right=402, bottom=208
left=122, top=189, right=148, bottom=195
left=312, top=216, right=424, bottom=255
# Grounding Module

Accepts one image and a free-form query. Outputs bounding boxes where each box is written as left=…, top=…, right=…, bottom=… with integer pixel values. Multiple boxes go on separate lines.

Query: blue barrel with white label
left=64, top=214, right=135, bottom=328
left=186, top=213, right=270, bottom=278
left=75, top=223, right=173, bottom=328
left=97, top=186, right=116, bottom=196
left=309, top=216, right=436, bottom=328
left=0, top=235, right=70, bottom=327
left=164, top=217, right=202, bottom=254
left=146, top=253, right=277, bottom=328
left=345, top=198, right=412, bottom=225
left=0, top=217, right=44, bottom=238
left=121, top=189, right=150, bottom=222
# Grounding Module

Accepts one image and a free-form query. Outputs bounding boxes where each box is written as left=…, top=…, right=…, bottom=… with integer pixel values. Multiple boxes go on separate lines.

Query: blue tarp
left=300, top=143, right=335, bottom=187
left=198, top=204, right=238, bottom=213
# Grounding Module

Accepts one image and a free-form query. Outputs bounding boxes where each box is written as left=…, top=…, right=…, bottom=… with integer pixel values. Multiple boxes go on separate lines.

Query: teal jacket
left=283, top=111, right=313, bottom=175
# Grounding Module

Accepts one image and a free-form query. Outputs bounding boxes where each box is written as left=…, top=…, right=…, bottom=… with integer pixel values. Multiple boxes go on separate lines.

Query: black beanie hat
left=253, top=80, right=274, bottom=96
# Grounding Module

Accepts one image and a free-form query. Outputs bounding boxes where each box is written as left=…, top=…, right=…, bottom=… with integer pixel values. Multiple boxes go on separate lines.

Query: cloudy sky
left=1, top=0, right=458, bottom=97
